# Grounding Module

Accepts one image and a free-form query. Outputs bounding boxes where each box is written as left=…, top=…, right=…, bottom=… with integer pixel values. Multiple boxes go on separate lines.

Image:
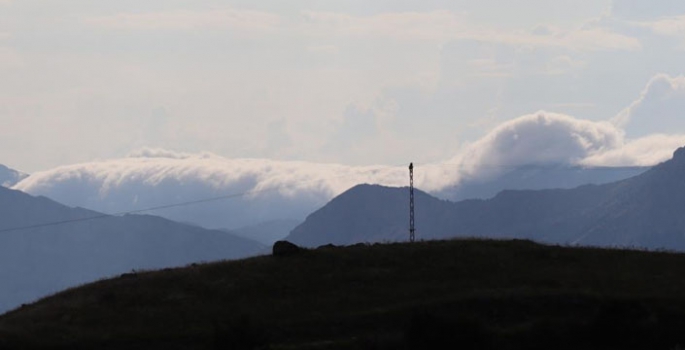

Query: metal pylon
left=409, top=162, right=415, bottom=242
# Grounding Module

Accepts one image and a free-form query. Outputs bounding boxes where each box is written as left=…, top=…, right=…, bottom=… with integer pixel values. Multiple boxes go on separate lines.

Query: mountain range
left=0, top=185, right=264, bottom=314
left=287, top=146, right=685, bottom=250
left=0, top=150, right=671, bottom=313
left=10, top=161, right=645, bottom=232
left=439, top=164, right=647, bottom=201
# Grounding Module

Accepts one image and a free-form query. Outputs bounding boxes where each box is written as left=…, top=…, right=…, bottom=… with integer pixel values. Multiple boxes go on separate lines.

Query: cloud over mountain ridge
left=14, top=103, right=685, bottom=230
left=12, top=74, right=685, bottom=228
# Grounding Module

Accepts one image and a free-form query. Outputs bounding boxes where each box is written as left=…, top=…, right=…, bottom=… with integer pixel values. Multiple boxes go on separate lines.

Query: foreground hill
left=3, top=240, right=685, bottom=349
left=288, top=147, right=685, bottom=250
left=0, top=186, right=264, bottom=314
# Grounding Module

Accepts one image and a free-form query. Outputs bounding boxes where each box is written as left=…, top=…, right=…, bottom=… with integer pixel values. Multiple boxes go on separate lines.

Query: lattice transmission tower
left=409, top=162, right=415, bottom=242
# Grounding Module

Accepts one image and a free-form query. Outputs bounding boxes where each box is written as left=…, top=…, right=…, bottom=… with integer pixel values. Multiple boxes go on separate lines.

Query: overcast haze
left=1, top=0, right=685, bottom=174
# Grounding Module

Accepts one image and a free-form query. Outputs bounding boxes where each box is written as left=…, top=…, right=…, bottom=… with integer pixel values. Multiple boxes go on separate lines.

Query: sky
left=2, top=0, right=685, bottom=173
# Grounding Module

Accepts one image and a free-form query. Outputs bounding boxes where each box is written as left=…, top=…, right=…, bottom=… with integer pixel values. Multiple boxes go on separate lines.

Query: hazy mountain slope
left=0, top=186, right=264, bottom=314
left=287, top=147, right=685, bottom=250
left=570, top=147, right=685, bottom=249
left=228, top=219, right=301, bottom=246
left=287, top=185, right=457, bottom=247
left=0, top=164, right=27, bottom=187
left=287, top=183, right=611, bottom=247
left=438, top=164, right=647, bottom=200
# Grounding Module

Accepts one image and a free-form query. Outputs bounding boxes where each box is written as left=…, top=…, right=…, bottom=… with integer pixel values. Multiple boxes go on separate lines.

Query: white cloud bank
left=456, top=112, right=622, bottom=179
left=14, top=108, right=685, bottom=230
left=13, top=152, right=413, bottom=229
left=13, top=73, right=685, bottom=229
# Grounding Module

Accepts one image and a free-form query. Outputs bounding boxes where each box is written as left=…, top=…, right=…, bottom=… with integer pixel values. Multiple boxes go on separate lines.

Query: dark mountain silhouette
left=287, top=147, right=685, bottom=250
left=0, top=164, right=27, bottom=187
left=0, top=186, right=264, bottom=313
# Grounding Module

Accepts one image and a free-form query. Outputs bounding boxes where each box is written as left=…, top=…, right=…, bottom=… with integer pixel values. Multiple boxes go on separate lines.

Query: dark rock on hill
left=272, top=240, right=301, bottom=256
left=287, top=147, right=685, bottom=251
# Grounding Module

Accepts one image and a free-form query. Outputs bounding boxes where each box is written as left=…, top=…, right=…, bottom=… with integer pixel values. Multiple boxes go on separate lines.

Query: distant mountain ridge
left=437, top=164, right=647, bottom=201
left=0, top=164, right=27, bottom=187
left=0, top=186, right=264, bottom=314
left=11, top=159, right=646, bottom=232
left=287, top=146, right=685, bottom=251
left=227, top=219, right=302, bottom=246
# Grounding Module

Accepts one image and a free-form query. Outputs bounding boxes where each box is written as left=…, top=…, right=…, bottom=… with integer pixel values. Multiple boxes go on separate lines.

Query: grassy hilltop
left=3, top=239, right=685, bottom=349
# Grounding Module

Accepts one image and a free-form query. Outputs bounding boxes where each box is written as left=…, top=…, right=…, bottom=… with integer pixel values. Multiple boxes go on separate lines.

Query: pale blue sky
left=1, top=0, right=685, bottom=172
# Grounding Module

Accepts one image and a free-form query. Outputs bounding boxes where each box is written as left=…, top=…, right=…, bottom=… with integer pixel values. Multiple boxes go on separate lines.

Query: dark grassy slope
left=4, top=240, right=685, bottom=349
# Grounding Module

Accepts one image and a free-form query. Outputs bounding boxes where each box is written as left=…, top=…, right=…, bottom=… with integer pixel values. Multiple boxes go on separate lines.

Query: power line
left=0, top=161, right=652, bottom=235
left=0, top=162, right=409, bottom=234
left=0, top=187, right=284, bottom=234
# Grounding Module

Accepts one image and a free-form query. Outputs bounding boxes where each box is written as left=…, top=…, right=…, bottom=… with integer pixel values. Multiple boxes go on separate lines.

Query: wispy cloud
left=299, top=10, right=640, bottom=51
left=612, top=73, right=685, bottom=135
left=299, top=10, right=469, bottom=42
left=581, top=134, right=685, bottom=166
left=641, top=15, right=685, bottom=37
left=87, top=9, right=282, bottom=33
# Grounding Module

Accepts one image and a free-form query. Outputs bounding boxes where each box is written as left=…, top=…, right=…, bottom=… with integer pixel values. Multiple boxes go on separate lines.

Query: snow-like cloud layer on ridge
left=15, top=108, right=685, bottom=230
left=12, top=152, right=432, bottom=229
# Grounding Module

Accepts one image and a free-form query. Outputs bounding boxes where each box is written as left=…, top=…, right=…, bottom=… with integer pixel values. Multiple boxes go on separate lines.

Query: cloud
left=12, top=151, right=417, bottom=229
left=611, top=0, right=685, bottom=20
left=581, top=134, right=685, bottom=166
left=558, top=26, right=641, bottom=51
left=87, top=9, right=282, bottom=33
left=15, top=112, right=684, bottom=231
left=15, top=72, right=685, bottom=229
left=543, top=55, right=587, bottom=75
left=300, top=10, right=640, bottom=51
left=634, top=15, right=685, bottom=49
left=640, top=15, right=685, bottom=37
left=126, top=148, right=211, bottom=159
left=458, top=108, right=685, bottom=178
left=454, top=111, right=624, bottom=179
left=300, top=10, right=468, bottom=42
left=612, top=74, right=685, bottom=137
